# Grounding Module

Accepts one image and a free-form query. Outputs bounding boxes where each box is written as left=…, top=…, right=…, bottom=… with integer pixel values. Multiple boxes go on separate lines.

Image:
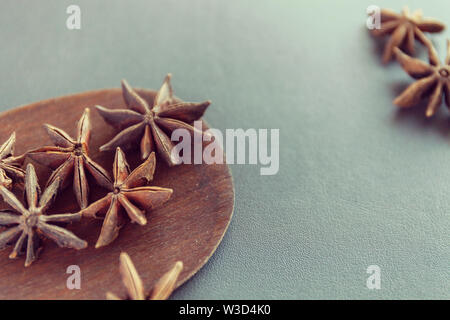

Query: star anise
left=371, top=6, right=445, bottom=63
left=393, top=37, right=450, bottom=117
left=95, top=74, right=211, bottom=166
left=80, top=148, right=172, bottom=248
left=27, top=108, right=112, bottom=209
left=106, top=252, right=183, bottom=300
left=0, top=164, right=87, bottom=267
left=0, top=132, right=25, bottom=189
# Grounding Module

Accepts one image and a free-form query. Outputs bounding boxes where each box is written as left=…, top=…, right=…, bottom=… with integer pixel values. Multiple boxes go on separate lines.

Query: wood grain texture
left=0, top=89, right=234, bottom=299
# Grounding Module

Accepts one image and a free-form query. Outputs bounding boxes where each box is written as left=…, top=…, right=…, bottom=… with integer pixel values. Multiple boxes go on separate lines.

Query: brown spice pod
left=370, top=6, right=445, bottom=64
left=0, top=88, right=234, bottom=299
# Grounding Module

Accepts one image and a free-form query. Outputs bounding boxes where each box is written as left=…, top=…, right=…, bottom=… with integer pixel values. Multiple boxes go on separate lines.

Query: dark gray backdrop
left=0, top=0, right=448, bottom=299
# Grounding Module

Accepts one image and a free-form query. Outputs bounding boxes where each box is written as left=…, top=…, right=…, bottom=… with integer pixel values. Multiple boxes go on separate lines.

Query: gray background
left=1, top=0, right=449, bottom=299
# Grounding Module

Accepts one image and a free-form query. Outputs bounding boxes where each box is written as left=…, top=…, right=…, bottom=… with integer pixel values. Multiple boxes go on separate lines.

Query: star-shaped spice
left=95, top=74, right=211, bottom=166
left=106, top=252, right=183, bottom=300
left=371, top=6, right=445, bottom=63
left=393, top=37, right=450, bottom=117
left=0, top=164, right=87, bottom=267
left=27, top=108, right=112, bottom=209
left=80, top=148, right=172, bottom=248
left=0, top=132, right=25, bottom=189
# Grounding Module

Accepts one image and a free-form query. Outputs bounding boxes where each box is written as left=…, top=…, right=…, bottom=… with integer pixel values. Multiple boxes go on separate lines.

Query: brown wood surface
left=0, top=89, right=234, bottom=299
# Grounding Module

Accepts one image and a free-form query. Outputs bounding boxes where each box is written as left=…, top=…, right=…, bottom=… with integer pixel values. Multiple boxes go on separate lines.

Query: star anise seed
left=0, top=132, right=25, bottom=189
left=95, top=74, right=211, bottom=166
left=371, top=6, right=445, bottom=63
left=0, top=169, right=12, bottom=189
left=0, top=163, right=87, bottom=267
left=27, top=108, right=112, bottom=209
left=393, top=36, right=450, bottom=117
left=80, top=148, right=173, bottom=248
left=106, top=252, right=183, bottom=300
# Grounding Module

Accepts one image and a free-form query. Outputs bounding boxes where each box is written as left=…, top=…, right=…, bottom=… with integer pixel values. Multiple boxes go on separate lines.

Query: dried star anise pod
left=0, top=132, right=25, bottom=189
left=95, top=74, right=211, bottom=166
left=0, top=164, right=87, bottom=267
left=27, top=108, right=112, bottom=209
left=371, top=6, right=445, bottom=63
left=393, top=36, right=450, bottom=117
left=106, top=252, right=183, bottom=300
left=80, top=148, right=172, bottom=248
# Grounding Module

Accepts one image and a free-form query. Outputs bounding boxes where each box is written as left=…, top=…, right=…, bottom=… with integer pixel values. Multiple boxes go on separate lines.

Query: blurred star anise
left=27, top=108, right=112, bottom=209
left=0, top=132, right=25, bottom=189
left=0, top=164, right=87, bottom=267
left=95, top=74, right=211, bottom=166
left=393, top=37, right=450, bottom=117
left=80, top=148, right=172, bottom=248
left=106, top=252, right=183, bottom=300
left=371, top=6, right=445, bottom=63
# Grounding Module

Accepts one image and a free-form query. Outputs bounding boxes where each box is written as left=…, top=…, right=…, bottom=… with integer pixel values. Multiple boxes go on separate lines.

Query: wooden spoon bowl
left=0, top=89, right=234, bottom=299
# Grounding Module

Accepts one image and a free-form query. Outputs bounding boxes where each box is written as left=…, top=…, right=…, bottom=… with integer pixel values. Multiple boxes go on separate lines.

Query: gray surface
left=0, top=0, right=449, bottom=299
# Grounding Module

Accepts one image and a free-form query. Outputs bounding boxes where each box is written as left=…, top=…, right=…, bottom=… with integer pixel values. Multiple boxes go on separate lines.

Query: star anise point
left=0, top=132, right=26, bottom=189
left=106, top=252, right=183, bottom=300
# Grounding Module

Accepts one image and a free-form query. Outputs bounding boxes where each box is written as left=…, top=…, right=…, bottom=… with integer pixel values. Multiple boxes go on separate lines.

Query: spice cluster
left=370, top=6, right=450, bottom=117
left=0, top=74, right=211, bottom=298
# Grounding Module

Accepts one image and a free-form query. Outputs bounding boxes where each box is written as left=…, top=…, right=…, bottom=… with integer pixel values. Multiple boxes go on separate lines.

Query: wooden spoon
left=0, top=88, right=234, bottom=299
